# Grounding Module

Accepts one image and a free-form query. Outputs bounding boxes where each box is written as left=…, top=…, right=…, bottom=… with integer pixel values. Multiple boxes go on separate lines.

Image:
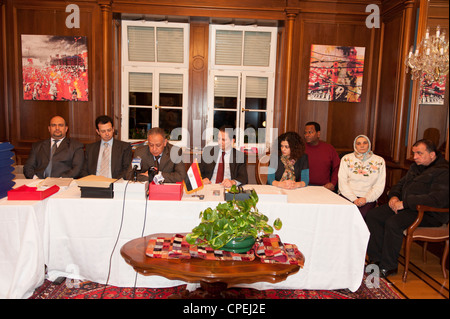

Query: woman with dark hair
left=267, top=131, right=309, bottom=189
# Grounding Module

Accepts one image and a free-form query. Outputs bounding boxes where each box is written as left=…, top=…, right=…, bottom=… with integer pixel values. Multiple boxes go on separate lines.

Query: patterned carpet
left=29, top=274, right=401, bottom=299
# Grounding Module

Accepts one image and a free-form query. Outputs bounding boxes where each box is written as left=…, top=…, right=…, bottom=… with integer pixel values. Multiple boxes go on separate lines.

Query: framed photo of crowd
left=307, top=44, right=365, bottom=102
left=21, top=35, right=89, bottom=101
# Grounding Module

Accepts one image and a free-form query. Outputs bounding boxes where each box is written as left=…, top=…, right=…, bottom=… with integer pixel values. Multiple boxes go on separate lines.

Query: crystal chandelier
left=405, top=26, right=449, bottom=82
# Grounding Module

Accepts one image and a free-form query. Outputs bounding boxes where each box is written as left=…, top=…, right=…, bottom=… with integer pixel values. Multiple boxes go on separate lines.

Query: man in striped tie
left=81, top=115, right=132, bottom=179
left=23, top=115, right=84, bottom=179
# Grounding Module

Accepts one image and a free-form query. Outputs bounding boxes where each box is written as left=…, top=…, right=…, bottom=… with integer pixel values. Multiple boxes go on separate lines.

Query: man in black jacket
left=366, top=139, right=449, bottom=278
left=199, top=125, right=248, bottom=187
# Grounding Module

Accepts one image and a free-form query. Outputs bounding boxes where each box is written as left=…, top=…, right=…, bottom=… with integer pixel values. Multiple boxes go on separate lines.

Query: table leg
left=169, top=281, right=245, bottom=299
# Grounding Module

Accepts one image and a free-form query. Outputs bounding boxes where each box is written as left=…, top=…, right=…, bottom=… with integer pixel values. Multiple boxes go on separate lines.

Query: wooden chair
left=402, top=205, right=449, bottom=282
left=255, top=153, right=270, bottom=185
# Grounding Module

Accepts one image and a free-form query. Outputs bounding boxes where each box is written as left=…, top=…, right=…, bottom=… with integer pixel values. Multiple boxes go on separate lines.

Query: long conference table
left=0, top=180, right=370, bottom=299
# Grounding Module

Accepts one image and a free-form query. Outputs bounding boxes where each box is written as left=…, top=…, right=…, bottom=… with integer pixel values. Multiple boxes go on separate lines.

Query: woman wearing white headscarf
left=338, top=135, right=386, bottom=219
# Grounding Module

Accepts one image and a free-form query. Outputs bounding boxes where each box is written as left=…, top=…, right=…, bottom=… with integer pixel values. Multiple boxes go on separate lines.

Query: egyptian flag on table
left=183, top=160, right=203, bottom=194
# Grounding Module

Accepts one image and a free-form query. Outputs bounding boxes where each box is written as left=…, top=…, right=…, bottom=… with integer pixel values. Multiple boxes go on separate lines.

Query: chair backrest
left=255, top=153, right=270, bottom=185
left=403, top=204, right=449, bottom=281
left=407, top=205, right=449, bottom=240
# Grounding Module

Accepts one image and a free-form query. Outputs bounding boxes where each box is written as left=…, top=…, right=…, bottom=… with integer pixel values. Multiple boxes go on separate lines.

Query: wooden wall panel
left=0, top=1, right=6, bottom=142
left=188, top=19, right=209, bottom=150
left=374, top=0, right=417, bottom=166
left=292, top=14, right=380, bottom=153
left=406, top=0, right=449, bottom=161
left=112, top=17, right=122, bottom=131
left=2, top=0, right=445, bottom=176
left=374, top=15, right=403, bottom=162
left=5, top=0, right=104, bottom=164
left=112, top=0, right=287, bottom=20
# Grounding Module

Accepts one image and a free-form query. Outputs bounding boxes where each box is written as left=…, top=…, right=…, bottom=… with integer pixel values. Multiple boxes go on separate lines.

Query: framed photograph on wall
left=21, top=35, right=88, bottom=101
left=307, top=44, right=365, bottom=102
left=419, top=74, right=446, bottom=105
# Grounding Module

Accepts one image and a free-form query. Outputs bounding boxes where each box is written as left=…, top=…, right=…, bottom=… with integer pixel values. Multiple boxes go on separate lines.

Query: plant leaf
left=185, top=233, right=194, bottom=244
left=188, top=190, right=282, bottom=250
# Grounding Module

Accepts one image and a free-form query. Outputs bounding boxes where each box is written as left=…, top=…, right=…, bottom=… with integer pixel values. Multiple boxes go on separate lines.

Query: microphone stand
left=132, top=165, right=138, bottom=182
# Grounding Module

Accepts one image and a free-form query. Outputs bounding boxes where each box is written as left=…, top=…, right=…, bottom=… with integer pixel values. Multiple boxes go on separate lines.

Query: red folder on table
left=8, top=185, right=60, bottom=200
left=148, top=182, right=183, bottom=201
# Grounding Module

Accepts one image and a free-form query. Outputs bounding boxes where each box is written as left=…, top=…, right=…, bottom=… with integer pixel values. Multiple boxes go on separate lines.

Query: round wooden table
left=120, top=233, right=301, bottom=298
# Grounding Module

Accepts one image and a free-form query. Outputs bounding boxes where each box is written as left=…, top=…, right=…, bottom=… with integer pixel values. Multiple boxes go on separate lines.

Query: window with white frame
left=121, top=21, right=189, bottom=145
left=207, top=25, right=277, bottom=151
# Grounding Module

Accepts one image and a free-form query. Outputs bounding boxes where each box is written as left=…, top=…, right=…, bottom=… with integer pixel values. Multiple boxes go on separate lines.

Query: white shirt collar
left=51, top=137, right=64, bottom=144
left=102, top=138, right=113, bottom=147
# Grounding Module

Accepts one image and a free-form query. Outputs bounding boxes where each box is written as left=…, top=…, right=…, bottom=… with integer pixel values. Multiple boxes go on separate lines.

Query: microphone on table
left=147, top=166, right=158, bottom=183
left=146, top=155, right=162, bottom=199
left=131, top=157, right=142, bottom=182
left=148, top=154, right=161, bottom=184
left=146, top=166, right=158, bottom=199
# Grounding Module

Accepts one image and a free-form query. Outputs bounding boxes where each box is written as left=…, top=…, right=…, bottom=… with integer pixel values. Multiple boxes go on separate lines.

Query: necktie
left=44, top=140, right=58, bottom=178
left=216, top=151, right=225, bottom=184
left=99, top=143, right=110, bottom=177
left=154, top=155, right=161, bottom=170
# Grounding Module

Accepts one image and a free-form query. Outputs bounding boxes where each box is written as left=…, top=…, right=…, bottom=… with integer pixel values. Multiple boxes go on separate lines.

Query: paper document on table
left=244, top=185, right=285, bottom=194
left=243, top=185, right=288, bottom=202
left=75, top=175, right=117, bottom=188
left=40, top=177, right=73, bottom=188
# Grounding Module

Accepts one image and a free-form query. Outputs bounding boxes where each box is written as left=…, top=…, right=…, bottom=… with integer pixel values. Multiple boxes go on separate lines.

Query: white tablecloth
left=0, top=180, right=49, bottom=299
left=44, top=183, right=370, bottom=292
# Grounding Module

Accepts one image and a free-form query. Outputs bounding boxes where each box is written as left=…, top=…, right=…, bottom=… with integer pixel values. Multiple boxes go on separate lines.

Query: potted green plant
left=185, top=188, right=282, bottom=253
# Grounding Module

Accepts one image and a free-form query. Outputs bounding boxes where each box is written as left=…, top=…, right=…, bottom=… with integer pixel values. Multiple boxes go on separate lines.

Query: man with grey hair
left=126, top=127, right=186, bottom=183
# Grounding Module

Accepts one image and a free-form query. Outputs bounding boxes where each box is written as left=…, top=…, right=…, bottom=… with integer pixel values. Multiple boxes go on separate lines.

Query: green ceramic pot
left=221, top=236, right=256, bottom=253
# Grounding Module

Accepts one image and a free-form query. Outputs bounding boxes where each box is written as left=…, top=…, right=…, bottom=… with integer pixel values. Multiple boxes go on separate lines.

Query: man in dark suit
left=366, top=139, right=449, bottom=278
left=24, top=115, right=84, bottom=179
left=81, top=115, right=132, bottom=179
left=127, top=127, right=186, bottom=183
left=199, top=125, right=248, bottom=187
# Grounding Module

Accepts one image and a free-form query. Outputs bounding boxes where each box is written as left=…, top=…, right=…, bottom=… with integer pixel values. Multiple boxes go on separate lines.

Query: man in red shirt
left=304, top=122, right=340, bottom=191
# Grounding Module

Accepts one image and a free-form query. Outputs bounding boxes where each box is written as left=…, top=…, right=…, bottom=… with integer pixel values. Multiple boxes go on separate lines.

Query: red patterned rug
left=29, top=274, right=401, bottom=299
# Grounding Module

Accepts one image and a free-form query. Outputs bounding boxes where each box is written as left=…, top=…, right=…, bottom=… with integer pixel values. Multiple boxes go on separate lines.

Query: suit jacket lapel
left=214, top=146, right=221, bottom=163
left=91, top=141, right=101, bottom=172
left=53, top=138, right=69, bottom=158
left=111, top=139, right=120, bottom=174
left=229, top=148, right=237, bottom=175
left=144, top=147, right=157, bottom=170
left=93, top=141, right=101, bottom=160
left=43, top=139, right=52, bottom=161
left=228, top=148, right=243, bottom=178
left=158, top=146, right=169, bottom=171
